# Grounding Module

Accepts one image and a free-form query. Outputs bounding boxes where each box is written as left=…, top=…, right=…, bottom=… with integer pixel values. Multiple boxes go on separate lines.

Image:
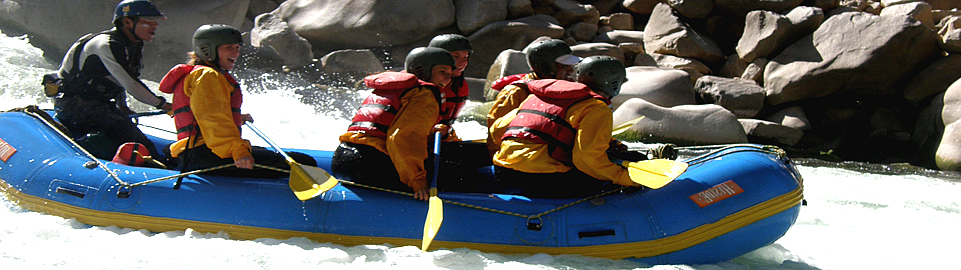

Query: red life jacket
left=502, top=79, right=609, bottom=164
left=438, top=76, right=469, bottom=125
left=348, top=72, right=442, bottom=139
left=158, top=64, right=243, bottom=141
left=491, top=73, right=528, bottom=91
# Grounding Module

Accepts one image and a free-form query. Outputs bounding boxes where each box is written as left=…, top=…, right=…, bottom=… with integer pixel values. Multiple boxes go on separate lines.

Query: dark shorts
left=54, top=95, right=160, bottom=161
left=331, top=142, right=411, bottom=192
left=492, top=166, right=625, bottom=198
left=178, top=144, right=317, bottom=179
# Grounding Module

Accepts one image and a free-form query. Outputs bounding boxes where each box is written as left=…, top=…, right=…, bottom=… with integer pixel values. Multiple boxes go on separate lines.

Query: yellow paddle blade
left=611, top=116, right=645, bottom=136
left=421, top=192, right=443, bottom=252
left=623, top=159, right=689, bottom=189
left=288, top=161, right=339, bottom=201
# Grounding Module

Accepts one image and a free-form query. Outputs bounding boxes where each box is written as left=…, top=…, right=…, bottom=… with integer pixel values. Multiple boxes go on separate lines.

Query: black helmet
left=575, top=56, right=626, bottom=98
left=428, top=34, right=472, bottom=53
left=113, top=0, right=165, bottom=23
left=192, top=24, right=243, bottom=64
left=405, top=47, right=455, bottom=82
left=525, top=39, right=575, bottom=78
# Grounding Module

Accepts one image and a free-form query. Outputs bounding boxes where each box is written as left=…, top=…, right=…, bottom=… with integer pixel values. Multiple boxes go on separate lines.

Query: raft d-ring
left=527, top=216, right=543, bottom=231
left=116, top=185, right=132, bottom=199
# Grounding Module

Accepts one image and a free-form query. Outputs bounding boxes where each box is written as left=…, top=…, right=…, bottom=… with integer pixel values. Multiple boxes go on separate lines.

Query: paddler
left=331, top=47, right=455, bottom=201
left=490, top=56, right=640, bottom=198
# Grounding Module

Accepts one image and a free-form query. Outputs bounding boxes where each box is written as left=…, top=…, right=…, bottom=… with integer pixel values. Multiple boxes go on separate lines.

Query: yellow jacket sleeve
left=386, top=86, right=439, bottom=192
left=485, top=73, right=537, bottom=129
left=568, top=100, right=634, bottom=186
left=183, top=66, right=251, bottom=161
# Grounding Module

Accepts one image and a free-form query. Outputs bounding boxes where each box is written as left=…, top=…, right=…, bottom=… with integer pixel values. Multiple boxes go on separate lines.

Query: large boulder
left=613, top=99, right=748, bottom=145
left=693, top=76, right=766, bottom=118
left=551, top=0, right=600, bottom=26
left=667, top=0, right=714, bottom=19
left=571, top=43, right=626, bottom=63
left=455, top=0, right=510, bottom=35
left=736, top=10, right=793, bottom=63
left=612, top=66, right=696, bottom=109
left=602, top=13, right=635, bottom=31
left=318, top=49, right=384, bottom=74
left=272, top=0, right=454, bottom=54
left=648, top=53, right=711, bottom=81
left=251, top=13, right=314, bottom=68
left=879, top=1, right=934, bottom=30
left=903, top=54, right=961, bottom=106
left=643, top=3, right=724, bottom=63
left=0, top=0, right=252, bottom=81
left=592, top=30, right=645, bottom=45
left=622, top=0, right=660, bottom=16
left=483, top=49, right=530, bottom=100
left=736, top=7, right=823, bottom=63
left=465, top=15, right=566, bottom=78
left=739, top=119, right=804, bottom=146
left=937, top=78, right=961, bottom=170
left=715, top=0, right=804, bottom=16
left=763, top=106, right=811, bottom=131
left=764, top=12, right=942, bottom=105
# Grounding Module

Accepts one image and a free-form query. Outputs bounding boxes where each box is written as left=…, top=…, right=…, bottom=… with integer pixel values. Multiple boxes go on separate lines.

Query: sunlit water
left=1, top=31, right=959, bottom=270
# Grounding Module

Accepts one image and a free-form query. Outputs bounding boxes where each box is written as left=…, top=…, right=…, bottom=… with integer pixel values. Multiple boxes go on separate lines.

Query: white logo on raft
left=0, top=137, right=16, bottom=162
left=689, top=180, right=743, bottom=208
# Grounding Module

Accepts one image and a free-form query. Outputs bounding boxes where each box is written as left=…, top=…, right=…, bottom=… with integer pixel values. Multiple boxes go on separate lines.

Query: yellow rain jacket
left=485, top=73, right=538, bottom=155
left=169, top=66, right=251, bottom=161
left=339, top=86, right=439, bottom=192
left=491, top=97, right=634, bottom=187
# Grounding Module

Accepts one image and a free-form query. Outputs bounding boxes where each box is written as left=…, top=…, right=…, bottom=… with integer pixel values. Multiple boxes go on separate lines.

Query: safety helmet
left=113, top=0, right=165, bottom=24
left=404, top=47, right=455, bottom=82
left=575, top=56, right=626, bottom=98
left=192, top=24, right=243, bottom=64
left=525, top=39, right=575, bottom=78
left=428, top=34, right=472, bottom=54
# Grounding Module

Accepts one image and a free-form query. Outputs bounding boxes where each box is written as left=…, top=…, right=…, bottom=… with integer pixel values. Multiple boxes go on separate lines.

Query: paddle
left=422, top=132, right=443, bottom=252
left=128, top=110, right=167, bottom=118
left=610, top=157, right=688, bottom=189
left=611, top=116, right=644, bottom=137
left=245, top=123, right=338, bottom=200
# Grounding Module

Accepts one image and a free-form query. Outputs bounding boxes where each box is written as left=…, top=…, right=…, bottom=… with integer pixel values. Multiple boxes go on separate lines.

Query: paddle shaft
left=128, top=110, right=167, bottom=118
left=244, top=123, right=295, bottom=162
left=431, top=132, right=441, bottom=190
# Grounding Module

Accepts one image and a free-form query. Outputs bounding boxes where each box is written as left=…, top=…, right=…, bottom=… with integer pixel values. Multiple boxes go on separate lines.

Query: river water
left=0, top=30, right=958, bottom=270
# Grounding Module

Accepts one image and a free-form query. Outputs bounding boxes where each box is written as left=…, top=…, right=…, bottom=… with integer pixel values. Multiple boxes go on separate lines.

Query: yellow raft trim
left=0, top=178, right=802, bottom=259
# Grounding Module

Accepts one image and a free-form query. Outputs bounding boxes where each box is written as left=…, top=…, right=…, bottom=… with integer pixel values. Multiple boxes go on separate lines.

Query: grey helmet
left=525, top=39, right=572, bottom=78
left=428, top=34, right=472, bottom=54
left=192, top=24, right=243, bottom=64
left=113, top=0, right=165, bottom=24
left=404, top=47, right=455, bottom=82
left=575, top=56, right=626, bottom=98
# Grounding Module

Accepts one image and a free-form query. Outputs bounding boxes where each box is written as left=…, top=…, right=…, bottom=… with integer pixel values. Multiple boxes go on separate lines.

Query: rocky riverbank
left=1, top=0, right=959, bottom=170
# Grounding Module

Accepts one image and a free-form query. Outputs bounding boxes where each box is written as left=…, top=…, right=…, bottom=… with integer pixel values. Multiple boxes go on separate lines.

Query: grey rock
left=644, top=3, right=724, bottom=63
left=694, top=76, right=766, bottom=118
left=764, top=12, right=942, bottom=105
left=739, top=119, right=804, bottom=146
left=613, top=99, right=748, bottom=145
left=455, top=0, right=510, bottom=35
left=613, top=66, right=696, bottom=109
left=465, top=15, right=565, bottom=78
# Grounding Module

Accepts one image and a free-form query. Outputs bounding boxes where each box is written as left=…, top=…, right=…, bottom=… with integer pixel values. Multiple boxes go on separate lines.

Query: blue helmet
left=113, top=0, right=165, bottom=24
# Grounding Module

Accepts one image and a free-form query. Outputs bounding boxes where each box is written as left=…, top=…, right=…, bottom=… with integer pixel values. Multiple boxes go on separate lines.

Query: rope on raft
left=20, top=106, right=787, bottom=222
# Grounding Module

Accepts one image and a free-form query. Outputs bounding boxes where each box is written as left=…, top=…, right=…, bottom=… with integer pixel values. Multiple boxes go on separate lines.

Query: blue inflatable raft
left=0, top=109, right=803, bottom=265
